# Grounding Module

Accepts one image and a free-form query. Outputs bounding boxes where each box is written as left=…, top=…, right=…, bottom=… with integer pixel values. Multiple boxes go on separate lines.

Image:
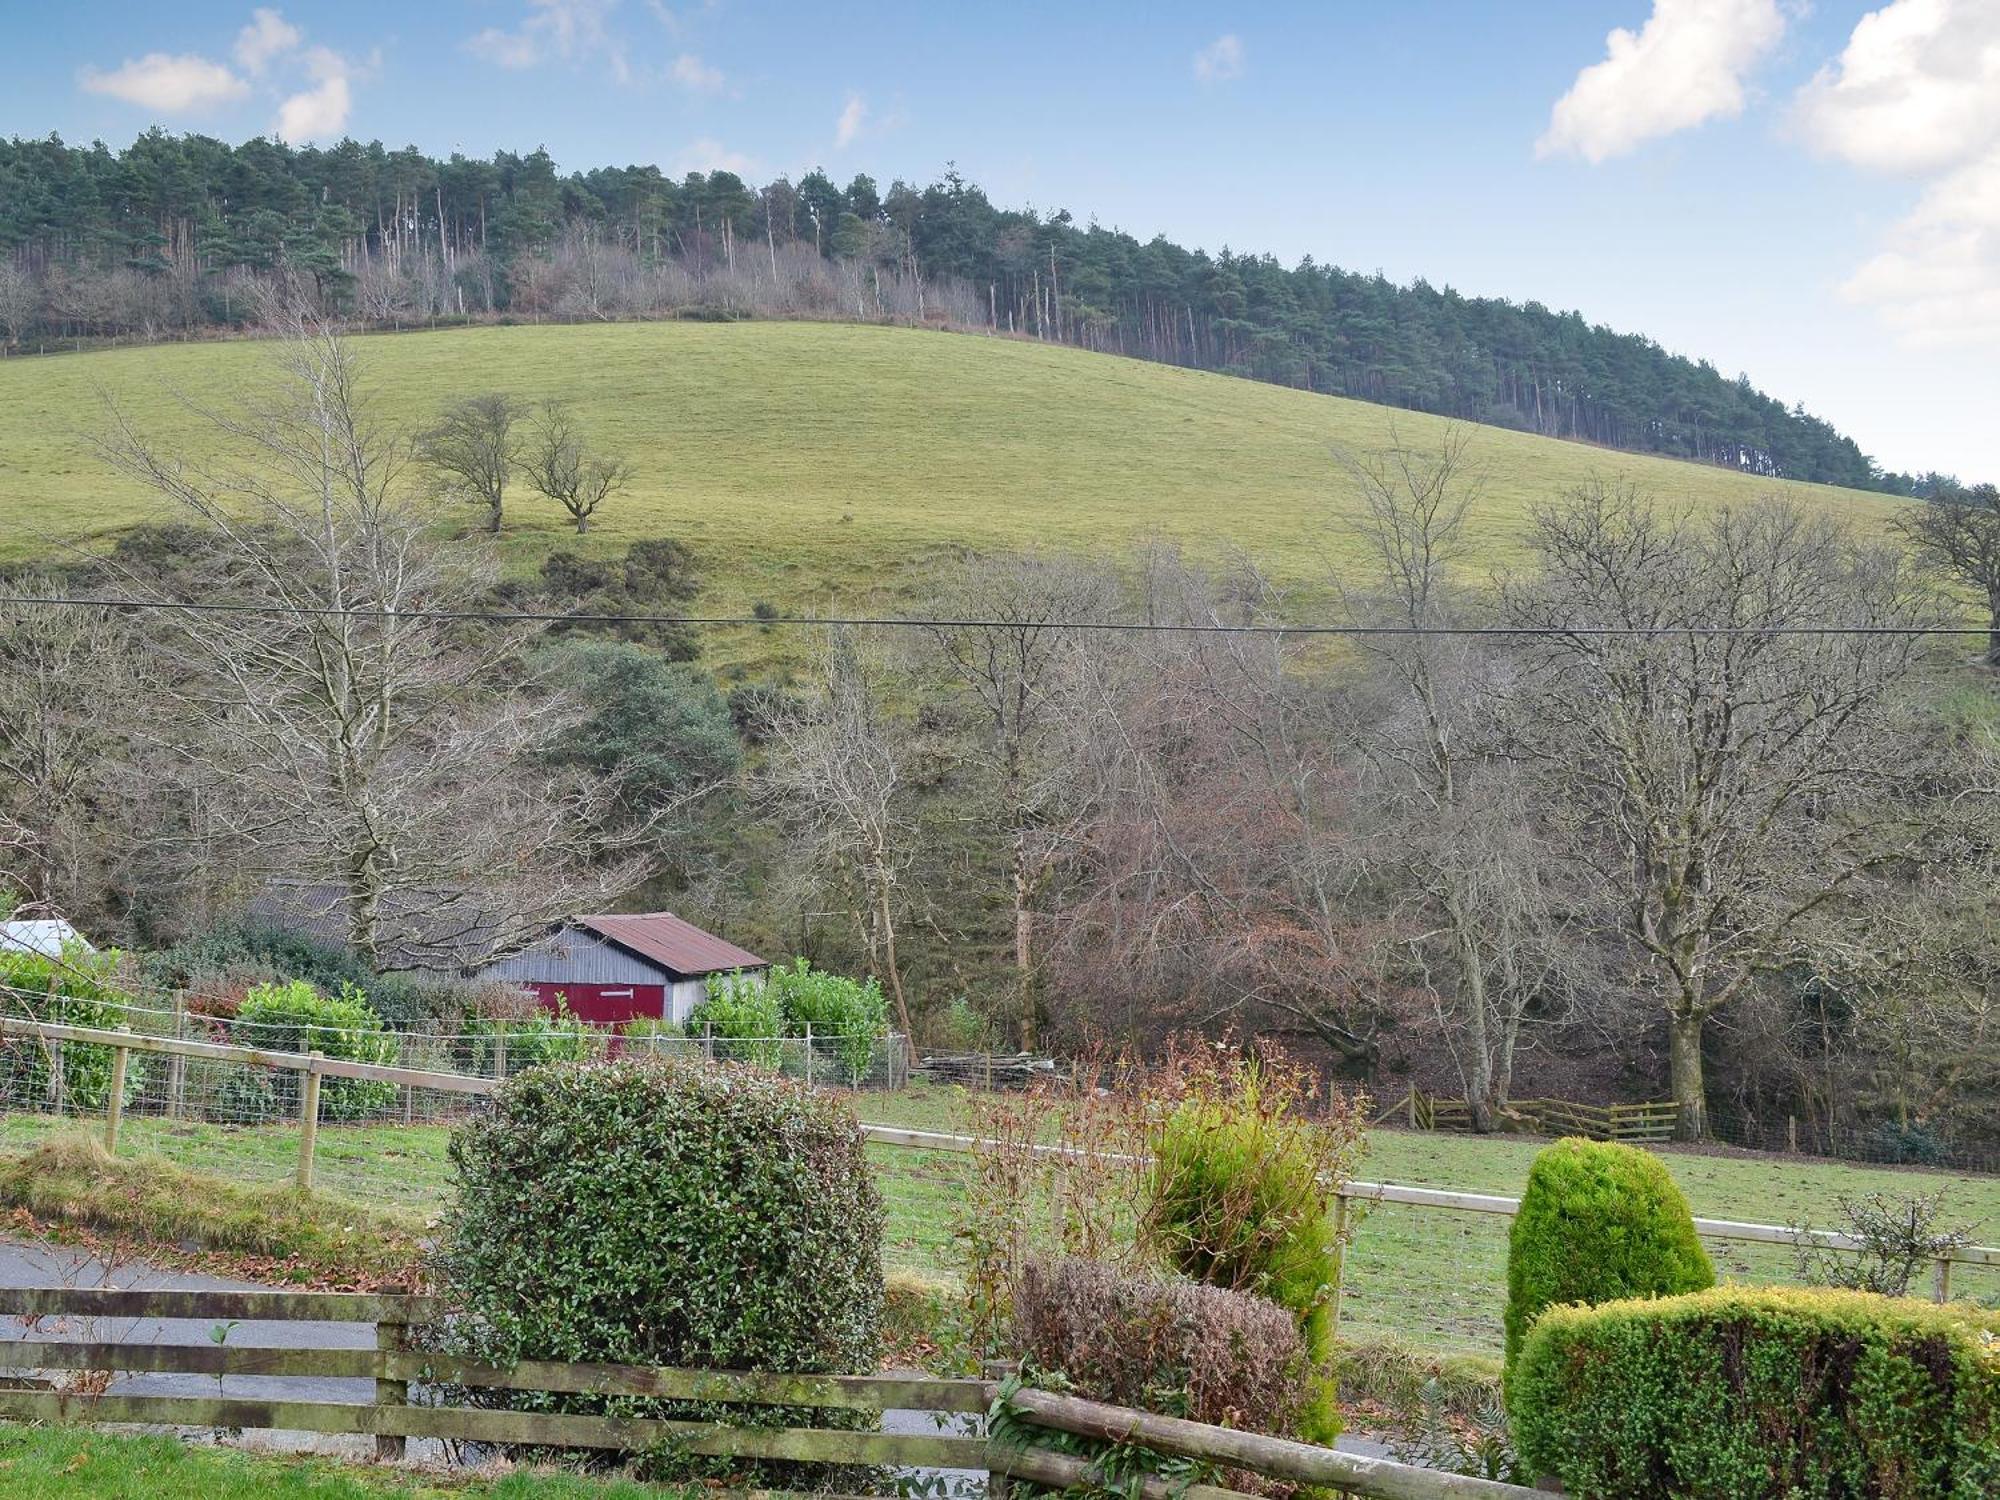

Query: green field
left=7, top=1087, right=1993, bottom=1359
left=0, top=1425, right=694, bottom=1499
left=0, top=323, right=1903, bottom=649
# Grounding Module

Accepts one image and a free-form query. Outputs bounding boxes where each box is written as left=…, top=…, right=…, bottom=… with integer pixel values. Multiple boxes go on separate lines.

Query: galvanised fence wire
left=0, top=981, right=909, bottom=1136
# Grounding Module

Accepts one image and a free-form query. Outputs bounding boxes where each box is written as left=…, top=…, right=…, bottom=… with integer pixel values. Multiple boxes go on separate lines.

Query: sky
left=6, top=1, right=1998, bottom=481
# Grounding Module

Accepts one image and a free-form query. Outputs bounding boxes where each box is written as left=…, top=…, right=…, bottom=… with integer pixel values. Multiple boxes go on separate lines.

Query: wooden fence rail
left=997, top=1386, right=1540, bottom=1499
left=0, top=1285, right=989, bottom=1471
left=1391, top=1087, right=1678, bottom=1143
left=6, top=1016, right=1996, bottom=1290
left=0, top=1286, right=1524, bottom=1498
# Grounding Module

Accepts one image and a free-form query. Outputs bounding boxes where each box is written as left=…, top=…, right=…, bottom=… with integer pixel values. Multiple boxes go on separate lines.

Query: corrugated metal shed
left=477, top=925, right=673, bottom=986
left=574, top=913, right=766, bottom=978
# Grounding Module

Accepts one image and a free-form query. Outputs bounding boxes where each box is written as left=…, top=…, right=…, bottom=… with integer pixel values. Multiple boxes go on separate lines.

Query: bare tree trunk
left=1669, top=1012, right=1708, bottom=1140
left=1013, top=833, right=1035, bottom=1050
left=872, top=864, right=912, bottom=1039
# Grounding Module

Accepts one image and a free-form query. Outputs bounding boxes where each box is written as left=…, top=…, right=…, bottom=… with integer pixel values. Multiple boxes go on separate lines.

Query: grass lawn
left=5, top=1087, right=1994, bottom=1356
left=0, top=1425, right=693, bottom=1499
left=0, top=322, right=1902, bottom=669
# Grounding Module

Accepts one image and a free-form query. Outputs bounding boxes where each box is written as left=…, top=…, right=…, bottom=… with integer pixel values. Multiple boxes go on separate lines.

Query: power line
left=0, top=592, right=1986, bottom=637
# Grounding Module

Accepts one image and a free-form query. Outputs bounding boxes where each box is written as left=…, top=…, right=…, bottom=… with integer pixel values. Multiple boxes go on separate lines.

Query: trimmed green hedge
left=436, top=1055, right=884, bottom=1481
left=1510, top=1285, right=2000, bottom=1498
left=1503, top=1137, right=1714, bottom=1372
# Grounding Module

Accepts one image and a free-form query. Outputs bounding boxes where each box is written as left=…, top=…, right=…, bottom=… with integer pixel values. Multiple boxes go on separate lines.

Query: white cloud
left=1793, top=0, right=2000, bottom=174
left=1193, top=34, right=1245, bottom=85
left=468, top=0, right=630, bottom=84
left=276, top=73, right=351, bottom=141
left=1800, top=2, right=2000, bottom=347
left=1840, top=147, right=2000, bottom=346
left=79, top=52, right=248, bottom=112
left=234, top=8, right=303, bottom=76
left=834, top=93, right=868, bottom=150
left=271, top=44, right=364, bottom=141
left=674, top=138, right=759, bottom=176
left=1538, top=0, right=1788, bottom=163
left=669, top=52, right=724, bottom=93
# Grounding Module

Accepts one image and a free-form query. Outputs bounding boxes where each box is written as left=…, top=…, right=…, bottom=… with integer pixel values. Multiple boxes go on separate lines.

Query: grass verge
left=0, top=1132, right=427, bottom=1288
left=0, top=1425, right=695, bottom=1498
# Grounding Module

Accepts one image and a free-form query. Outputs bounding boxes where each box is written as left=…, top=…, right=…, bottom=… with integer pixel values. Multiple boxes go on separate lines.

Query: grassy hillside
left=0, top=322, right=1902, bottom=631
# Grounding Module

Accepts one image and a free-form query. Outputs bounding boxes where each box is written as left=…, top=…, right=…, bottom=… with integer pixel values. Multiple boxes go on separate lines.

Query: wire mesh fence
left=0, top=982, right=910, bottom=1134
left=1333, top=1195, right=2000, bottom=1359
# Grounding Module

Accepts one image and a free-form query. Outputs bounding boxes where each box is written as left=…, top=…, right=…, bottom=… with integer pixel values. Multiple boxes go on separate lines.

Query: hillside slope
left=0, top=322, right=1901, bottom=616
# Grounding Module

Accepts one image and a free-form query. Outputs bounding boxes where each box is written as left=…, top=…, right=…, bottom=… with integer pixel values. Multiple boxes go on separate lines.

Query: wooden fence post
left=167, top=1001, right=187, bottom=1121
left=494, top=1032, right=508, bottom=1084
left=1407, top=1087, right=1418, bottom=1129
left=1329, top=1194, right=1350, bottom=1341
left=375, top=1291, right=409, bottom=1461
left=104, top=1029, right=131, bottom=1154
left=1787, top=1116, right=1798, bottom=1154
left=804, top=1023, right=814, bottom=1088
left=46, top=1039, right=65, bottom=1114
left=297, top=1053, right=323, bottom=1191
left=1933, top=1256, right=1952, bottom=1304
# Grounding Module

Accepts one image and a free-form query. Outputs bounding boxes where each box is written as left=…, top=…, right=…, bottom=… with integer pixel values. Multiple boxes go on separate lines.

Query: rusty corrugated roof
left=575, top=912, right=767, bottom=978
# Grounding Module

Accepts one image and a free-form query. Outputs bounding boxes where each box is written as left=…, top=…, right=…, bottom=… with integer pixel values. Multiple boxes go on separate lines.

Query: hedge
left=435, top=1055, right=884, bottom=1481
left=1510, top=1285, right=2000, bottom=1498
left=1013, top=1257, right=1313, bottom=1437
left=226, top=981, right=396, bottom=1121
left=1503, top=1137, right=1714, bottom=1372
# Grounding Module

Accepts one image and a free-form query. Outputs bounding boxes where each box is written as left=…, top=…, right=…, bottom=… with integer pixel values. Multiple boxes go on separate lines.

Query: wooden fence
left=8, top=1016, right=1997, bottom=1303
left=1389, top=1087, right=1678, bottom=1143
left=0, top=1285, right=1534, bottom=1498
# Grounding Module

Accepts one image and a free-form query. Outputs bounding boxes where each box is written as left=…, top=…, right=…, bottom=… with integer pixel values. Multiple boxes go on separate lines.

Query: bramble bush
left=1501, top=1137, right=1714, bottom=1375
left=226, top=980, right=397, bottom=1121
left=0, top=945, right=145, bottom=1111
left=1509, top=1286, right=2000, bottom=1496
left=435, top=1055, right=885, bottom=1483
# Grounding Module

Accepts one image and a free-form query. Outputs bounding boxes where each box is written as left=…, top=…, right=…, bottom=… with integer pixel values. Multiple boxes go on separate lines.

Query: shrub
left=228, top=981, right=396, bottom=1122
left=1509, top=1286, right=2000, bottom=1497
left=685, top=971, right=783, bottom=1068
left=1501, top=1137, right=1714, bottom=1374
left=1143, top=1046, right=1363, bottom=1441
left=0, top=945, right=145, bottom=1111
left=1013, top=1257, right=1314, bottom=1436
left=768, top=959, right=888, bottom=1083
left=466, top=1003, right=593, bottom=1077
left=435, top=1055, right=884, bottom=1481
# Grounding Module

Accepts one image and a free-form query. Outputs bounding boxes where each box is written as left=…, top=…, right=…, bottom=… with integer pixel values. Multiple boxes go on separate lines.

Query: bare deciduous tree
left=521, top=402, right=632, bottom=535
left=416, top=392, right=526, bottom=534
left=96, top=310, right=638, bottom=966
left=1502, top=484, right=1941, bottom=1138
left=1052, top=549, right=1389, bottom=1064
left=1335, top=437, right=1586, bottom=1128
left=920, top=553, right=1119, bottom=1048
left=1892, top=483, right=2000, bottom=666
left=761, top=626, right=916, bottom=1035
left=0, top=583, right=129, bottom=914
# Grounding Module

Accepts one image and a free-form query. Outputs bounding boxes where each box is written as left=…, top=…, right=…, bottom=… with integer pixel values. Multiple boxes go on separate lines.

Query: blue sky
left=8, top=2, right=1998, bottom=480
